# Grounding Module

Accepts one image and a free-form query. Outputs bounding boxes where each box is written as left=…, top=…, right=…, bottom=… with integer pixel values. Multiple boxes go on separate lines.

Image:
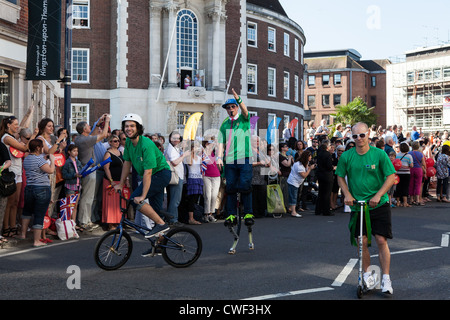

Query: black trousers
left=315, top=173, right=333, bottom=215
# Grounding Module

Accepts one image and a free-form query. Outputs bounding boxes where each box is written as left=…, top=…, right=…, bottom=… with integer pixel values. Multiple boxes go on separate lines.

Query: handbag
left=167, top=160, right=179, bottom=185
left=0, top=168, right=16, bottom=197
left=266, top=184, right=286, bottom=217
left=56, top=218, right=79, bottom=240
left=56, top=194, right=79, bottom=240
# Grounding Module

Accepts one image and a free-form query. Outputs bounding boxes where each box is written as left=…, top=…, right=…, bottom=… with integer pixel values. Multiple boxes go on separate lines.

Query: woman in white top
left=0, top=113, right=37, bottom=238
left=287, top=150, right=316, bottom=217
left=164, top=131, right=190, bottom=225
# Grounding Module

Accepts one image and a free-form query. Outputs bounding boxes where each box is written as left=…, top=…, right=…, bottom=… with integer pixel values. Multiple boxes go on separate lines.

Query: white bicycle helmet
left=122, top=113, right=143, bottom=125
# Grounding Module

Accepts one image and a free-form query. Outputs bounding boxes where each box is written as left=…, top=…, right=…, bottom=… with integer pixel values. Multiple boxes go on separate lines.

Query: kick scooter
left=356, top=200, right=367, bottom=298
left=225, top=192, right=254, bottom=254
left=354, top=200, right=380, bottom=298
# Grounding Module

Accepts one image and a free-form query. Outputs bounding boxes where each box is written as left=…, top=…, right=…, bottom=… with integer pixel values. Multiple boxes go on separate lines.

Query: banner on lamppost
left=26, top=0, right=62, bottom=80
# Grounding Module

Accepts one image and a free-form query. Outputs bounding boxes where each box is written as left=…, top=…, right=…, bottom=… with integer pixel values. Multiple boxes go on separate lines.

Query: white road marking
left=242, top=287, right=334, bottom=300
left=332, top=258, right=358, bottom=287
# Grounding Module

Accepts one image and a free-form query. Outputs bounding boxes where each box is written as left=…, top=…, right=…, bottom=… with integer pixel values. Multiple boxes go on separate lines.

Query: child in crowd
left=61, top=144, right=83, bottom=229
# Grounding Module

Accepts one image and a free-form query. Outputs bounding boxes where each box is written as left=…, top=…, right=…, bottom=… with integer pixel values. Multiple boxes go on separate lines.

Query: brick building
left=0, top=0, right=62, bottom=125
left=304, top=49, right=389, bottom=132
left=69, top=0, right=307, bottom=140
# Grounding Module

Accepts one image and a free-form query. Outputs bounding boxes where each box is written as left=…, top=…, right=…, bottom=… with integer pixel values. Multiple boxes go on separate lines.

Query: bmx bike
left=94, top=190, right=202, bottom=270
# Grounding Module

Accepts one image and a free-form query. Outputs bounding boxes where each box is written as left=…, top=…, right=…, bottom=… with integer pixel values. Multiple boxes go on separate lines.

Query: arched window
left=176, top=9, right=198, bottom=72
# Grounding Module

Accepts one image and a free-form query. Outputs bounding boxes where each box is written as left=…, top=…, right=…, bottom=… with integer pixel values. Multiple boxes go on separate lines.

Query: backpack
left=0, top=169, right=16, bottom=197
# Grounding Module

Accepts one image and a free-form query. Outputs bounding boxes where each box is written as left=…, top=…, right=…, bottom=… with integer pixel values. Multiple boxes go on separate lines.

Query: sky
left=279, top=0, right=450, bottom=61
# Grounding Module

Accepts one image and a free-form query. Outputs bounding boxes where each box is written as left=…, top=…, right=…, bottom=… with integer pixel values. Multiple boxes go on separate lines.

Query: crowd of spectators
left=1, top=110, right=449, bottom=247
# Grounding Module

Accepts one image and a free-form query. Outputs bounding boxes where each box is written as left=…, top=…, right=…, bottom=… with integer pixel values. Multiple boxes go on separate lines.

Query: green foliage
left=331, top=97, right=378, bottom=127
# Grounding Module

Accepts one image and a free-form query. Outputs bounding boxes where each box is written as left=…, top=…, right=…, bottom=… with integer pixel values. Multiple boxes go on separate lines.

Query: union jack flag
left=201, top=152, right=212, bottom=175
left=59, top=194, right=78, bottom=220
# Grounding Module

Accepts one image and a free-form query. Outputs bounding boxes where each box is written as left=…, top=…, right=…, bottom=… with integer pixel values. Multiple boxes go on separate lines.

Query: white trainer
left=363, top=272, right=379, bottom=290
left=381, top=278, right=393, bottom=294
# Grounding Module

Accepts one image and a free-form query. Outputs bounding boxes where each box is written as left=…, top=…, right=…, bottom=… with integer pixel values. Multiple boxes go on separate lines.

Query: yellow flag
left=183, top=112, right=203, bottom=140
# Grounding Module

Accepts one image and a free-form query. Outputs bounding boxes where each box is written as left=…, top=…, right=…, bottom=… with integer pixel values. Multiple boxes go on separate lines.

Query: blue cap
left=222, top=98, right=238, bottom=109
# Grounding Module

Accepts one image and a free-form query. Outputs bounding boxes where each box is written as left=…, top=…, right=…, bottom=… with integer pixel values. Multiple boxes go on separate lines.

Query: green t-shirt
left=219, top=114, right=253, bottom=162
left=123, top=136, right=169, bottom=177
left=335, top=146, right=396, bottom=210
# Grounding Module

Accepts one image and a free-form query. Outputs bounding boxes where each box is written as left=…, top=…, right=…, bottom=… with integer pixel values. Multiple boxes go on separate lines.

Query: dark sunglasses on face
left=352, top=132, right=368, bottom=139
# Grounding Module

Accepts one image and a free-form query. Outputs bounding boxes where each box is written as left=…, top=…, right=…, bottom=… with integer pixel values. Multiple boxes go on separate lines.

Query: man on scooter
left=336, top=122, right=396, bottom=294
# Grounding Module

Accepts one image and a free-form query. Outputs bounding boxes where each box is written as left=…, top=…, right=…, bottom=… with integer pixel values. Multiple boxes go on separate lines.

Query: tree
left=331, top=97, right=378, bottom=127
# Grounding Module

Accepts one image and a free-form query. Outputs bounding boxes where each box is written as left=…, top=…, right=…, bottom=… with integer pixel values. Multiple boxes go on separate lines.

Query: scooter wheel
left=357, top=285, right=363, bottom=299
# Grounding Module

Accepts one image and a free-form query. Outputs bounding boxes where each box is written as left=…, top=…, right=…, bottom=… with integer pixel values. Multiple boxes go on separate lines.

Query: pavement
left=0, top=222, right=107, bottom=251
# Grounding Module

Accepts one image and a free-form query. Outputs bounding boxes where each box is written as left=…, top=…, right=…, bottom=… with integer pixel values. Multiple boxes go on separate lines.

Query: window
left=333, top=94, right=341, bottom=106
left=322, top=94, right=330, bottom=106
left=322, top=74, right=330, bottom=86
left=178, top=111, right=203, bottom=136
left=247, top=22, right=257, bottom=47
left=322, top=115, right=330, bottom=125
left=371, top=96, right=376, bottom=107
left=334, top=74, right=342, bottom=85
left=443, top=67, right=450, bottom=78
left=0, top=68, right=12, bottom=114
left=308, top=75, right=315, bottom=86
left=73, top=0, right=89, bottom=28
left=283, top=33, right=289, bottom=56
left=371, top=76, right=376, bottom=87
left=71, top=103, right=89, bottom=133
left=294, top=38, right=299, bottom=61
left=434, top=68, right=441, bottom=79
left=177, top=10, right=198, bottom=72
left=307, top=95, right=316, bottom=108
left=284, top=71, right=290, bottom=99
left=294, top=75, right=299, bottom=102
left=268, top=68, right=276, bottom=97
left=268, top=27, right=276, bottom=51
left=247, top=64, right=257, bottom=94
left=72, top=48, right=90, bottom=83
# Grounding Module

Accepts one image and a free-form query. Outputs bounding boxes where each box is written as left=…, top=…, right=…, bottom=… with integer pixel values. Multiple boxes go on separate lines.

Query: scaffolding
left=388, top=53, right=450, bottom=133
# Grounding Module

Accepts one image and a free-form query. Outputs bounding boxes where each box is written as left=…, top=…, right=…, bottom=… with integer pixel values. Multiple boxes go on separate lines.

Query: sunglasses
left=352, top=132, right=368, bottom=139
left=225, top=105, right=238, bottom=110
left=111, top=140, right=119, bottom=143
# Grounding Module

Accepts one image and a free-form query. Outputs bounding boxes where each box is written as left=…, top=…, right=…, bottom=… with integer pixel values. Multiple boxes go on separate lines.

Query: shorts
left=15, top=173, right=22, bottom=184
left=350, top=202, right=392, bottom=240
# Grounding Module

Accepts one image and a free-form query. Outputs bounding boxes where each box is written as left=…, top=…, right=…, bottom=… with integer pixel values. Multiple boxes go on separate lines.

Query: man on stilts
left=217, top=88, right=254, bottom=254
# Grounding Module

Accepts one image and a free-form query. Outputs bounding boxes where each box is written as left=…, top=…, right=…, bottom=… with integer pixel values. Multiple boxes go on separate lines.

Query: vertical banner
left=26, top=0, right=62, bottom=80
left=443, top=96, right=450, bottom=125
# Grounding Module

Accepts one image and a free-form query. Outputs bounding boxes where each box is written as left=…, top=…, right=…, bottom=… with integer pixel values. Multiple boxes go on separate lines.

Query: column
left=165, top=2, right=178, bottom=86
left=149, top=3, right=162, bottom=87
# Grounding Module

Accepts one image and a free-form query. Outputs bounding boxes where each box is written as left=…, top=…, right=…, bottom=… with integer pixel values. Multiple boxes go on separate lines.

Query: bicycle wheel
left=161, top=227, right=202, bottom=268
left=94, top=229, right=133, bottom=270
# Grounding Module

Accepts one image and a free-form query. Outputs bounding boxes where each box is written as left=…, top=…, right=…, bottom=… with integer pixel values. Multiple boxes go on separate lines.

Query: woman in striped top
left=18, top=139, right=55, bottom=247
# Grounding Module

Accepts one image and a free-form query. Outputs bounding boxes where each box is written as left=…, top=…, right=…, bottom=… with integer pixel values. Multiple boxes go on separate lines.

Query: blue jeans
left=287, top=183, right=299, bottom=206
left=22, top=185, right=51, bottom=229
left=166, top=178, right=184, bottom=223
left=130, top=169, right=171, bottom=220
left=225, top=159, right=253, bottom=216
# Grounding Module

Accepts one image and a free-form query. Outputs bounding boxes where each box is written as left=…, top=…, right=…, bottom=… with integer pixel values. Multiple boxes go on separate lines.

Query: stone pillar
left=149, top=3, right=162, bottom=87
left=165, top=2, right=179, bottom=86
